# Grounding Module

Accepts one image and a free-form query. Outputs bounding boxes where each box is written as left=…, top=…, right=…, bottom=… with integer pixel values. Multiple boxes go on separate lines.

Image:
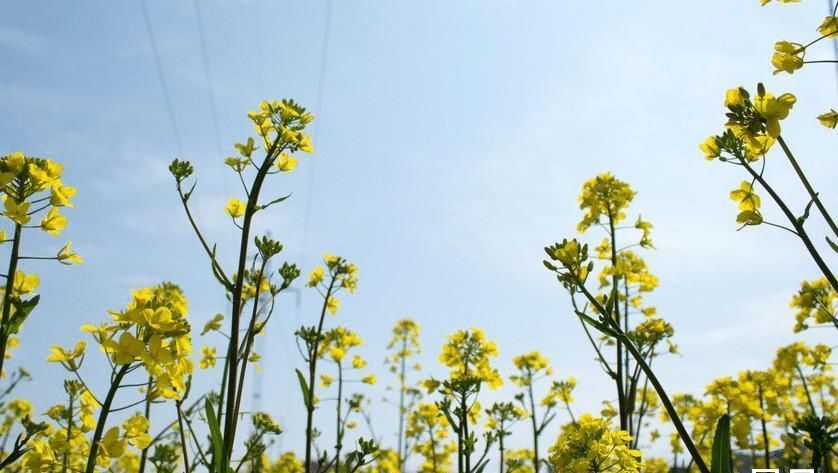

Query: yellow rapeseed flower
left=699, top=136, right=721, bottom=160
left=753, top=91, right=796, bottom=137
left=13, top=271, right=39, bottom=295
left=56, top=241, right=83, bottom=265
left=771, top=41, right=804, bottom=75
left=40, top=207, right=67, bottom=235
left=3, top=198, right=30, bottom=225
left=225, top=197, right=247, bottom=218
left=817, top=109, right=838, bottom=129
left=276, top=153, right=298, bottom=172
left=199, top=346, right=216, bottom=369
left=818, top=16, right=838, bottom=38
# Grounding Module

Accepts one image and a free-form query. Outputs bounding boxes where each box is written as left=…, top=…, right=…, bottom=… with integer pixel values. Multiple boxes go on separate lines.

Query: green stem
left=397, top=336, right=407, bottom=473
left=527, top=381, right=540, bottom=473
left=304, top=277, right=337, bottom=473
left=0, top=223, right=23, bottom=378
left=222, top=138, right=283, bottom=458
left=232, top=261, right=268, bottom=425
left=335, top=362, right=344, bottom=473
left=84, top=364, right=130, bottom=473
left=138, top=376, right=154, bottom=473
left=61, top=392, right=74, bottom=473
left=758, top=385, right=771, bottom=469
left=460, top=391, right=471, bottom=473
left=176, top=401, right=191, bottom=473
left=741, top=160, right=838, bottom=292
left=777, top=136, right=838, bottom=238
left=608, top=215, right=628, bottom=433
left=498, top=430, right=505, bottom=473
left=578, top=285, right=710, bottom=473
left=795, top=365, right=819, bottom=416
left=428, top=424, right=439, bottom=473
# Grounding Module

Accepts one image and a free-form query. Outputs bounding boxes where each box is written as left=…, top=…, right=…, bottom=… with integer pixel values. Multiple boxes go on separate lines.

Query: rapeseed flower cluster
left=78, top=283, right=193, bottom=400
left=548, top=414, right=642, bottom=473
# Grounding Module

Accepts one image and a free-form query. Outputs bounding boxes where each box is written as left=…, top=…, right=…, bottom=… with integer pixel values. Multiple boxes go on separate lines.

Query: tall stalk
left=0, top=222, right=23, bottom=377
left=757, top=385, right=771, bottom=469
left=776, top=136, right=837, bottom=238
left=137, top=375, right=154, bottom=473
left=397, top=337, right=407, bottom=473
left=459, top=391, right=471, bottom=473
left=607, top=213, right=628, bottom=433
left=335, top=362, right=344, bottom=473
left=578, top=284, right=710, bottom=473
left=84, top=364, right=130, bottom=473
left=740, top=159, right=837, bottom=291
left=304, top=277, right=337, bottom=473
left=222, top=149, right=275, bottom=455
left=526, top=382, right=540, bottom=472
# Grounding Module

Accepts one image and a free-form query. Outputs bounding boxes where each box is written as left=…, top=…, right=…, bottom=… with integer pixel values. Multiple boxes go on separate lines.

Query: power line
left=193, top=0, right=225, bottom=159
left=139, top=0, right=185, bottom=158
left=300, top=0, right=335, bottom=267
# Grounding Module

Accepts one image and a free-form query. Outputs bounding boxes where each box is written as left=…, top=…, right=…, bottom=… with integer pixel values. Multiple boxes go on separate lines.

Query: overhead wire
left=193, top=0, right=225, bottom=159
left=139, top=0, right=185, bottom=158
left=300, top=0, right=335, bottom=268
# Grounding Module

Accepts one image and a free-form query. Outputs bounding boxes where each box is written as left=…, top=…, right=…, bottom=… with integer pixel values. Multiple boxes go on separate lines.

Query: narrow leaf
left=204, top=399, right=225, bottom=472
left=6, top=295, right=39, bottom=337
left=258, top=193, right=292, bottom=211
left=710, top=414, right=732, bottom=473
left=295, top=369, right=311, bottom=410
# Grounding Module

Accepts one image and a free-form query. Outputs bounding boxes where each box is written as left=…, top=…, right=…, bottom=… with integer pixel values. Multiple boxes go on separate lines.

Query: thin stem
left=223, top=140, right=282, bottom=457
left=795, top=365, right=819, bottom=416
left=776, top=136, right=838, bottom=238
left=61, top=393, right=75, bottom=473
left=176, top=402, right=191, bottom=472
left=305, top=277, right=337, bottom=473
left=577, top=284, right=710, bottom=473
left=460, top=390, right=471, bottom=473
left=232, top=260, right=268, bottom=428
left=428, top=424, right=439, bottom=473
left=84, top=364, right=130, bottom=473
left=137, top=376, right=154, bottom=473
left=527, top=381, right=540, bottom=473
left=740, top=159, right=838, bottom=291
left=0, top=222, right=22, bottom=379
left=498, top=431, right=504, bottom=473
left=176, top=183, right=231, bottom=290
left=758, top=384, right=771, bottom=469
left=335, top=362, right=344, bottom=473
left=397, top=336, right=407, bottom=473
left=608, top=213, right=628, bottom=432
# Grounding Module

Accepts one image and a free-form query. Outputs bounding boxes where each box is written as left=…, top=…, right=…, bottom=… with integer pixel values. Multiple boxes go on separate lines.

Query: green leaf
left=295, top=369, right=311, bottom=411
left=710, top=414, right=732, bottom=473
left=438, top=402, right=460, bottom=433
left=204, top=399, right=226, bottom=473
left=575, top=310, right=620, bottom=338
left=5, top=295, right=39, bottom=337
left=797, top=197, right=815, bottom=226
left=604, top=286, right=617, bottom=316
left=209, top=244, right=231, bottom=290
left=257, top=193, right=292, bottom=211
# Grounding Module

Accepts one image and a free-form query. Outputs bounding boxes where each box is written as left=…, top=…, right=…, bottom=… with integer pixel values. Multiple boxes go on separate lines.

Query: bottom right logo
left=751, top=470, right=816, bottom=473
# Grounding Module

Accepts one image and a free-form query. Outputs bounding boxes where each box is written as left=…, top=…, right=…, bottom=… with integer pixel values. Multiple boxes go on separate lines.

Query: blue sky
left=1, top=0, right=836, bottom=463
